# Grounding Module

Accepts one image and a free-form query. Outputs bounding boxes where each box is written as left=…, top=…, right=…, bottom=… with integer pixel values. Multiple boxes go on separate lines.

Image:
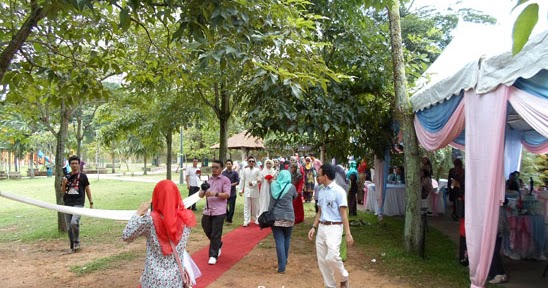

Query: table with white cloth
left=364, top=183, right=406, bottom=216
left=502, top=213, right=546, bottom=260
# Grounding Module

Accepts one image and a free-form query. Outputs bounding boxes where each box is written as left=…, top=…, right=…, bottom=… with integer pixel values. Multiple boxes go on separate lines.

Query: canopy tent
left=410, top=25, right=548, bottom=288
left=210, top=130, right=265, bottom=161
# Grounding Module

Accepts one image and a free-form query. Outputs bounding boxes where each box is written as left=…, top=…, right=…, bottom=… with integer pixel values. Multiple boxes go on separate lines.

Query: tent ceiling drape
left=410, top=25, right=548, bottom=288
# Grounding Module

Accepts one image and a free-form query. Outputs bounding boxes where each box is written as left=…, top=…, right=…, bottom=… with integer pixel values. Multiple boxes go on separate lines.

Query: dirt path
left=0, top=228, right=414, bottom=288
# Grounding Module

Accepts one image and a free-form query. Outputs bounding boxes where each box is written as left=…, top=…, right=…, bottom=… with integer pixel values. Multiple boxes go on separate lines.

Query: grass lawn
left=0, top=176, right=474, bottom=287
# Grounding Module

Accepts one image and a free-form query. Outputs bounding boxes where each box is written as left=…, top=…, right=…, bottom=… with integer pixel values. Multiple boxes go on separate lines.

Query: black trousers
left=201, top=214, right=225, bottom=258
left=488, top=235, right=505, bottom=278
left=188, top=186, right=200, bottom=210
left=226, top=195, right=237, bottom=222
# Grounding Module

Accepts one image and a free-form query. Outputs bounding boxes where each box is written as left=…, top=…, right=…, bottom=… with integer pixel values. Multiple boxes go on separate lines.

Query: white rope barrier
left=0, top=191, right=202, bottom=221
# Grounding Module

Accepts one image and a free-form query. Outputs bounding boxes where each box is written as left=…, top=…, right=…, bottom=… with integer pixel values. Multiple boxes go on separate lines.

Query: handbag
left=258, top=183, right=289, bottom=229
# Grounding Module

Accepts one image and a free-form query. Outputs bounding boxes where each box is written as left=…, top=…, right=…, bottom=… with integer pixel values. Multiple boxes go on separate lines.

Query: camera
left=201, top=181, right=210, bottom=191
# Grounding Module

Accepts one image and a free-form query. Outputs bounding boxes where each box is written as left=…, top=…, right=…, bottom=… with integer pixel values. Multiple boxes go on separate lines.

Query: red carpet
left=191, top=223, right=271, bottom=287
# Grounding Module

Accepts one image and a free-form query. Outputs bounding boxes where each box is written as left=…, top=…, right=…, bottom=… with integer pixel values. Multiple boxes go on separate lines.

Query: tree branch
left=0, top=0, right=48, bottom=82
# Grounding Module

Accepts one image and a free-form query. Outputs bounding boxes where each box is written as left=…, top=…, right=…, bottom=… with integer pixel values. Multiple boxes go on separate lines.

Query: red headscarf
left=150, top=180, right=196, bottom=255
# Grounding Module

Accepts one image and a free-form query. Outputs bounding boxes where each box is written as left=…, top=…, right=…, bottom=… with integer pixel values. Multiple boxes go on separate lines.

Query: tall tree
left=2, top=5, right=123, bottom=231
left=385, top=0, right=423, bottom=256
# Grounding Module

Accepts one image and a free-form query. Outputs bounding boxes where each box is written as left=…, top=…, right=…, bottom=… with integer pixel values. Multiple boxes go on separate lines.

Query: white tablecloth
left=364, top=184, right=406, bottom=216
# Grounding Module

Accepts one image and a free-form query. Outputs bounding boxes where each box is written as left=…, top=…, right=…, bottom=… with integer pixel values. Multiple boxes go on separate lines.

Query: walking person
left=122, top=180, right=199, bottom=287
left=448, top=158, right=465, bottom=221
left=61, top=155, right=93, bottom=253
left=222, top=159, right=240, bottom=224
left=290, top=163, right=305, bottom=224
left=259, top=159, right=276, bottom=216
left=199, top=160, right=231, bottom=265
left=185, top=158, right=201, bottom=211
left=269, top=170, right=298, bottom=274
left=308, top=164, right=354, bottom=288
left=357, top=158, right=367, bottom=204
left=239, top=156, right=261, bottom=226
left=303, top=157, right=316, bottom=202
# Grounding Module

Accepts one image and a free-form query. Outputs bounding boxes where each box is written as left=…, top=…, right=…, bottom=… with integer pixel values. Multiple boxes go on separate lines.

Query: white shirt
left=186, top=166, right=200, bottom=187
left=239, top=166, right=261, bottom=198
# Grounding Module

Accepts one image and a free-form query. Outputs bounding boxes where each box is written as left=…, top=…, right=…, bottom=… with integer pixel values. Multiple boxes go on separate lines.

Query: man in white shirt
left=308, top=163, right=354, bottom=288
left=186, top=158, right=201, bottom=211
left=238, top=156, right=261, bottom=226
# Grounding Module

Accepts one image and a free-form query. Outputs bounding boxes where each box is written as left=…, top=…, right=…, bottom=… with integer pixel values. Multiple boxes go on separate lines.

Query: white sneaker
left=218, top=248, right=222, bottom=257
left=208, top=257, right=217, bottom=265
left=488, top=274, right=508, bottom=284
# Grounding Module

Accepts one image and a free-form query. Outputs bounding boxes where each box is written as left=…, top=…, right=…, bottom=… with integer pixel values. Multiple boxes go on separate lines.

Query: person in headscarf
left=345, top=161, right=359, bottom=215
left=290, top=163, right=305, bottom=224
left=303, top=156, right=317, bottom=203
left=123, top=180, right=198, bottom=288
left=259, top=159, right=277, bottom=216
left=269, top=170, right=298, bottom=273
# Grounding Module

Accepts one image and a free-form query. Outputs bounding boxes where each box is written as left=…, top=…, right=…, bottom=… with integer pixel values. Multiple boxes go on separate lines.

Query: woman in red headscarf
left=123, top=180, right=197, bottom=288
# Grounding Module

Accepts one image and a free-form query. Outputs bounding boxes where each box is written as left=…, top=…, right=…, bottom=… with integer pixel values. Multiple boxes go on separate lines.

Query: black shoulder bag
left=258, top=183, right=289, bottom=229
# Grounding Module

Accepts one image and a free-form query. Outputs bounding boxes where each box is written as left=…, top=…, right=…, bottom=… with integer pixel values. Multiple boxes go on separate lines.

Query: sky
left=412, top=0, right=515, bottom=20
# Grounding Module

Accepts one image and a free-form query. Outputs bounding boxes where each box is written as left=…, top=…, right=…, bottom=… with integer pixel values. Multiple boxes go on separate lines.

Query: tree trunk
left=111, top=151, right=116, bottom=173
left=143, top=156, right=147, bottom=175
left=76, top=114, right=83, bottom=158
left=387, top=2, right=424, bottom=256
left=218, top=83, right=230, bottom=163
left=0, top=4, right=46, bottom=83
left=166, top=132, right=173, bottom=180
left=54, top=100, right=72, bottom=232
left=29, top=151, right=35, bottom=178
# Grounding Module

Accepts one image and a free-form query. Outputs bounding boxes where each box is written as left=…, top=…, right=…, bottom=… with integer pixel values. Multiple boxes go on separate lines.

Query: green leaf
left=512, top=3, right=538, bottom=55
left=119, top=8, right=130, bottom=31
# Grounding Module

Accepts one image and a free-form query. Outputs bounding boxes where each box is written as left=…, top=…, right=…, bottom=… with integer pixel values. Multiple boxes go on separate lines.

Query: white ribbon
left=0, top=191, right=202, bottom=221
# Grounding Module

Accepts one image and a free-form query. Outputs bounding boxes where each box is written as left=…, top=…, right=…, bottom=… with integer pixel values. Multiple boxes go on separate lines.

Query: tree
left=384, top=0, right=424, bottom=257
left=148, top=0, right=342, bottom=163
left=2, top=5, right=123, bottom=231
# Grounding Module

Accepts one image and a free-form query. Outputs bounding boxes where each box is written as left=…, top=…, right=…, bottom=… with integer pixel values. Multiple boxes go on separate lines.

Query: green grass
left=70, top=250, right=143, bottom=276
left=0, top=177, right=473, bottom=286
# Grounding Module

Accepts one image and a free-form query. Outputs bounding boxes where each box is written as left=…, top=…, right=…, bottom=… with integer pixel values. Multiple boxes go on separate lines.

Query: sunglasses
left=248, top=160, right=255, bottom=163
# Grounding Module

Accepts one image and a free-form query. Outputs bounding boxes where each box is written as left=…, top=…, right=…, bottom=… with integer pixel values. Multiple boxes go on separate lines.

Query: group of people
left=58, top=153, right=363, bottom=287
left=61, top=151, right=543, bottom=287
left=119, top=154, right=352, bottom=288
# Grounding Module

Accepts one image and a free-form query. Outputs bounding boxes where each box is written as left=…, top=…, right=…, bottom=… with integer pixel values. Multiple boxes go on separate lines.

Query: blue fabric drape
left=416, top=91, right=464, bottom=132
left=513, top=69, right=548, bottom=100
left=503, top=126, right=522, bottom=179
left=522, top=130, right=548, bottom=146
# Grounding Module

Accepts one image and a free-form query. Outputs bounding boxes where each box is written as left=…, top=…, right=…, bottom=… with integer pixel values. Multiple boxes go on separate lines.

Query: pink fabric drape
left=373, top=156, right=385, bottom=213
left=508, top=86, right=548, bottom=138
left=465, top=86, right=509, bottom=288
left=414, top=99, right=465, bottom=151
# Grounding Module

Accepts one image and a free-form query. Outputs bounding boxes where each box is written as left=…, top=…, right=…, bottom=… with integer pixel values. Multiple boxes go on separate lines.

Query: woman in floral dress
left=123, top=180, right=198, bottom=288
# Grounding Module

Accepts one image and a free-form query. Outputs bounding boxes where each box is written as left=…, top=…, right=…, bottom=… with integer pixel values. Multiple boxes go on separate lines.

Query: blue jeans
left=271, top=225, right=293, bottom=272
